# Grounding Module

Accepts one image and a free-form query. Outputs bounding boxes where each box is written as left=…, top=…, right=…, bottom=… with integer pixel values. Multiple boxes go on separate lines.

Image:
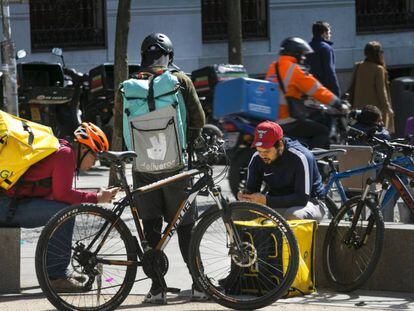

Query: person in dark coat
left=306, top=21, right=341, bottom=96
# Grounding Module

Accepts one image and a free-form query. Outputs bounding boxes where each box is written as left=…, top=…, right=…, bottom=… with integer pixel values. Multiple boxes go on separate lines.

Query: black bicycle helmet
left=141, top=33, right=174, bottom=60
left=279, top=37, right=313, bottom=60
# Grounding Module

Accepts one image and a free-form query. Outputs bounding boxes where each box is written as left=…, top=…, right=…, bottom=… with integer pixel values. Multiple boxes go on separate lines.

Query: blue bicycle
left=313, top=145, right=414, bottom=219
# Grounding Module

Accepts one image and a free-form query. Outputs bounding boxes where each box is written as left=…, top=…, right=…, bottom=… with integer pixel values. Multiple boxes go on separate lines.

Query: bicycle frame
left=86, top=162, right=242, bottom=270
left=323, top=155, right=414, bottom=209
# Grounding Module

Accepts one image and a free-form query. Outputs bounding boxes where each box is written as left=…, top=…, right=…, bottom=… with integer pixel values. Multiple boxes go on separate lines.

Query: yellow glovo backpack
left=0, top=110, right=60, bottom=190
left=222, top=218, right=317, bottom=298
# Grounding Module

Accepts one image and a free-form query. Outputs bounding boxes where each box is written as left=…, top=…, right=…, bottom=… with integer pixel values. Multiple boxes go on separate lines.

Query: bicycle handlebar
left=348, top=126, right=414, bottom=156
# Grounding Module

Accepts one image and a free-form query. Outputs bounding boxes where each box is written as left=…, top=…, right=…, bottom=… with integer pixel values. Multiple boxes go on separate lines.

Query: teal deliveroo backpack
left=120, top=69, right=187, bottom=173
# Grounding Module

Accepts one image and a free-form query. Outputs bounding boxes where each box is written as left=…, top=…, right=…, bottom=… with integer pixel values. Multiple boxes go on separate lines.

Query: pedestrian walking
left=348, top=41, right=394, bottom=133
left=306, top=21, right=341, bottom=96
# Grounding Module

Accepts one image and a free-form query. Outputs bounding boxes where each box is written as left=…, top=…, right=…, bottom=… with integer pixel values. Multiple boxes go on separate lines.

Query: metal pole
left=1, top=0, right=18, bottom=115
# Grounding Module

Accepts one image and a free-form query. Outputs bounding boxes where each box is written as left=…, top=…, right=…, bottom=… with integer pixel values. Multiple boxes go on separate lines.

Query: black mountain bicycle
left=323, top=127, right=414, bottom=292
left=35, top=132, right=299, bottom=310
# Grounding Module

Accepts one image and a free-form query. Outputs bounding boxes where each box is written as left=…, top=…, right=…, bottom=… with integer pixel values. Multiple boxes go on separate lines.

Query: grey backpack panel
left=130, top=105, right=184, bottom=173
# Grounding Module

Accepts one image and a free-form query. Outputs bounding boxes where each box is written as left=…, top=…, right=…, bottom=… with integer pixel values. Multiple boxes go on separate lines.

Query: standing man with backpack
left=0, top=122, right=119, bottom=292
left=306, top=21, right=341, bottom=96
left=121, top=33, right=205, bottom=304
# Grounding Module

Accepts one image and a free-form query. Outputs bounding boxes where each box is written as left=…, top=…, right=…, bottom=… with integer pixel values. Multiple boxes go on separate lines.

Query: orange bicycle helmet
left=74, top=122, right=109, bottom=152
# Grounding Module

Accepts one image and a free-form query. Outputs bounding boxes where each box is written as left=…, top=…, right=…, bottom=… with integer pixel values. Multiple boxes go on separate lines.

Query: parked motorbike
left=17, top=48, right=80, bottom=139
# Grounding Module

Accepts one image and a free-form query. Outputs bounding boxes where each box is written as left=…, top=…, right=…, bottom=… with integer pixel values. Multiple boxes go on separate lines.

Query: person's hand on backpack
left=97, top=187, right=120, bottom=203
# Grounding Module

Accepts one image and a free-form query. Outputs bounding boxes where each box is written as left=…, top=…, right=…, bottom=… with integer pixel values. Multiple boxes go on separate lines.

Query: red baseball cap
left=251, top=121, right=284, bottom=148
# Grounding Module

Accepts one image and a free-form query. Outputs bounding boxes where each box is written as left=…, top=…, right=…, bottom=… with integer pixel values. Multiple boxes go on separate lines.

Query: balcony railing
left=29, top=0, right=106, bottom=51
left=202, top=0, right=268, bottom=41
left=357, top=0, right=414, bottom=33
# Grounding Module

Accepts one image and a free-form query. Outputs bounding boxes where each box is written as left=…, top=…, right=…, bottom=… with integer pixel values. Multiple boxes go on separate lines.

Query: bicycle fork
left=346, top=179, right=383, bottom=247
left=209, top=187, right=246, bottom=260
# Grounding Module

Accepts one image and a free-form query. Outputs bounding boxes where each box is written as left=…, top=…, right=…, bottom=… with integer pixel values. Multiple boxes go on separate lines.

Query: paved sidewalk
left=1, top=165, right=413, bottom=310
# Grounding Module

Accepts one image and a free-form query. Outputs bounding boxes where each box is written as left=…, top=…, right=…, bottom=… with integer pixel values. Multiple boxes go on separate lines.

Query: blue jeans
left=0, top=196, right=74, bottom=278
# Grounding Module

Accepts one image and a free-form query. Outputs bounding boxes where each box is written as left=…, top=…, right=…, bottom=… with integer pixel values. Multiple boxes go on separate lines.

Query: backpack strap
left=22, top=120, right=34, bottom=146
left=275, top=62, right=286, bottom=95
left=147, top=77, right=156, bottom=112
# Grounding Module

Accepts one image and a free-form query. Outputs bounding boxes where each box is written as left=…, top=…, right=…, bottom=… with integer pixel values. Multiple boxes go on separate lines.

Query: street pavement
left=1, top=164, right=414, bottom=310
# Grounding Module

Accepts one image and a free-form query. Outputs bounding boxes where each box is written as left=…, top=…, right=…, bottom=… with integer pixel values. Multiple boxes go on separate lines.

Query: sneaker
left=191, top=284, right=209, bottom=300
left=50, top=277, right=85, bottom=293
left=143, top=289, right=167, bottom=305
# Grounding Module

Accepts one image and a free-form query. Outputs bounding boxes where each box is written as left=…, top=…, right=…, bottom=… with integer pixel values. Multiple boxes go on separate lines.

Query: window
left=356, top=0, right=414, bottom=33
left=202, top=0, right=268, bottom=41
left=29, top=0, right=106, bottom=51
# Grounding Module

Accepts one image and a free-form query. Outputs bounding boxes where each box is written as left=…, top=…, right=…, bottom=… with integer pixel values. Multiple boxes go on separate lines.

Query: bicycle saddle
left=312, top=148, right=346, bottom=160
left=98, top=151, right=137, bottom=164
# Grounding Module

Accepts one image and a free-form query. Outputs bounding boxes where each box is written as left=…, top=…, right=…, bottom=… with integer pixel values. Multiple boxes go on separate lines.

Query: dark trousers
left=282, top=119, right=330, bottom=149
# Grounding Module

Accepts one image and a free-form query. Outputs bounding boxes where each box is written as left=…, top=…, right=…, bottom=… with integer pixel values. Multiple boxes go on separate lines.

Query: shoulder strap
left=275, top=62, right=286, bottom=95
left=147, top=77, right=156, bottom=112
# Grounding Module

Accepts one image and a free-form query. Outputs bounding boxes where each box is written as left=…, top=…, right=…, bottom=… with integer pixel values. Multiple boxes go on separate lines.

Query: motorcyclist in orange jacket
left=266, top=37, right=342, bottom=149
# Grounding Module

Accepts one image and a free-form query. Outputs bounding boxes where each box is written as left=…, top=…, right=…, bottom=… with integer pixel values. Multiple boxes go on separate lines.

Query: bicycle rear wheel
left=323, top=196, right=384, bottom=292
left=189, top=201, right=299, bottom=310
left=35, top=204, right=138, bottom=311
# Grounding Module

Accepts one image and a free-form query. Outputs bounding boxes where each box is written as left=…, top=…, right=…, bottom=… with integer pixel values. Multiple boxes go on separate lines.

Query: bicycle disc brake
left=142, top=249, right=169, bottom=279
left=231, top=242, right=257, bottom=267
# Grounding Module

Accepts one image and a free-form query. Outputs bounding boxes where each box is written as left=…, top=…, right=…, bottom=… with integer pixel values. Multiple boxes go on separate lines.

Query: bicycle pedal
left=166, top=287, right=181, bottom=293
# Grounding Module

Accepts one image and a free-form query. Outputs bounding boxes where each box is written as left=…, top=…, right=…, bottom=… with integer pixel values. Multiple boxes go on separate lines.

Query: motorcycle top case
left=191, top=64, right=248, bottom=98
left=213, top=77, right=279, bottom=121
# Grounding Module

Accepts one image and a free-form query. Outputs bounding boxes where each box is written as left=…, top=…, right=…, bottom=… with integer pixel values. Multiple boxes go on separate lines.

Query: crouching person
left=237, top=121, right=326, bottom=222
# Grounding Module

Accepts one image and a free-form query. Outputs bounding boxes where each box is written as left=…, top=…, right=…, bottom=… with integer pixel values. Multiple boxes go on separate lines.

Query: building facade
left=5, top=0, right=414, bottom=92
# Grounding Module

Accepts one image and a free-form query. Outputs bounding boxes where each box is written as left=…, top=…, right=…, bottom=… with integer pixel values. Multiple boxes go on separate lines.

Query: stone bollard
left=0, top=228, right=21, bottom=293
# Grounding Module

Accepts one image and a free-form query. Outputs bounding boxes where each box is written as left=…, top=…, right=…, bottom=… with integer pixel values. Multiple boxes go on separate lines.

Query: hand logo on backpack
left=147, top=133, right=167, bottom=161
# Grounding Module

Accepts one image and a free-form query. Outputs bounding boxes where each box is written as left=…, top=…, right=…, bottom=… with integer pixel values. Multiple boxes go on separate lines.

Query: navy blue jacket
left=306, top=36, right=340, bottom=96
left=246, top=138, right=324, bottom=209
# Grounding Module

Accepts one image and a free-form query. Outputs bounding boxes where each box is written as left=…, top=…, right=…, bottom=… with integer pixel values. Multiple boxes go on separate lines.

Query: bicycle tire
left=324, top=195, right=339, bottom=218
left=189, top=201, right=299, bottom=310
left=35, top=204, right=138, bottom=311
left=323, top=196, right=384, bottom=292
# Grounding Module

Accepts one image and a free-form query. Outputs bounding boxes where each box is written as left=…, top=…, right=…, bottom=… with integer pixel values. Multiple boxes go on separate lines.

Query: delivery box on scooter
left=213, top=77, right=279, bottom=121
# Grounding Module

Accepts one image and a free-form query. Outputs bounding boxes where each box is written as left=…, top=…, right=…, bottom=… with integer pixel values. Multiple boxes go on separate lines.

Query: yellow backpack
left=283, top=219, right=317, bottom=297
left=222, top=218, right=317, bottom=297
left=0, top=110, right=60, bottom=190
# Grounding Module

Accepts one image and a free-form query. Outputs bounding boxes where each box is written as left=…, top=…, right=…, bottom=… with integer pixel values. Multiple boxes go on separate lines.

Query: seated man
left=237, top=121, right=326, bottom=222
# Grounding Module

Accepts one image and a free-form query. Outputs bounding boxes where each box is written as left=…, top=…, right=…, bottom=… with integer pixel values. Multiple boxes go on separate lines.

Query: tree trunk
left=108, top=0, right=131, bottom=186
left=227, top=0, right=243, bottom=64
left=1, top=0, right=19, bottom=115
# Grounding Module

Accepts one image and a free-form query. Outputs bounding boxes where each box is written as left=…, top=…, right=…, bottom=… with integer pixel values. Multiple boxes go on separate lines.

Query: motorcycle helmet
left=279, top=37, right=314, bottom=62
left=141, top=33, right=174, bottom=65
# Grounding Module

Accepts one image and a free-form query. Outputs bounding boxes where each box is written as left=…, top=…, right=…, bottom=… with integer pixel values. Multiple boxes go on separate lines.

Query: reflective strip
left=288, top=148, right=310, bottom=195
left=279, top=92, right=287, bottom=105
left=284, top=64, right=296, bottom=88
left=306, top=81, right=321, bottom=96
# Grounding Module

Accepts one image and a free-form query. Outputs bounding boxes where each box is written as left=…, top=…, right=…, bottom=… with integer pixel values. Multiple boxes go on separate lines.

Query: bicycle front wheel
left=35, top=204, right=138, bottom=311
left=189, top=201, right=299, bottom=310
left=323, top=196, right=384, bottom=292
